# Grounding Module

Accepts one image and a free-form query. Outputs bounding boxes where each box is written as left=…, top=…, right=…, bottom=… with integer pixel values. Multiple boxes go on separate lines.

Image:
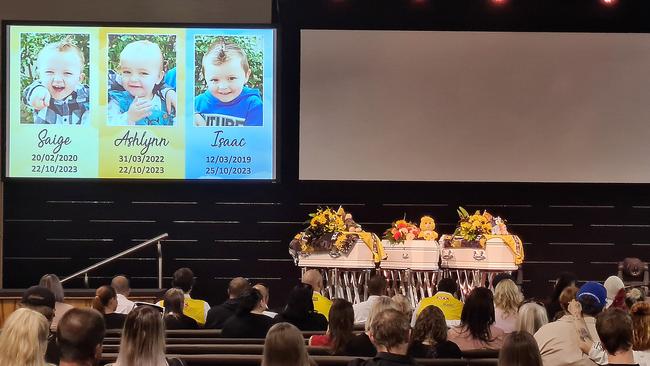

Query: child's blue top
left=194, top=86, right=263, bottom=126
left=108, top=90, right=174, bottom=126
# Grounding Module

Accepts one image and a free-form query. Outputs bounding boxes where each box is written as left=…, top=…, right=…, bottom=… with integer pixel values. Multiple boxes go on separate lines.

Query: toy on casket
left=439, top=207, right=524, bottom=271
left=380, top=216, right=441, bottom=270
left=289, top=207, right=385, bottom=269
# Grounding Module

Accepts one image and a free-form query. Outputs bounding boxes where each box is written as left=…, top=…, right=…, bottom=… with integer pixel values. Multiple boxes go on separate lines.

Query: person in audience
left=262, top=322, right=315, bottom=366
left=39, top=274, right=74, bottom=331
left=111, top=275, right=135, bottom=314
left=492, top=273, right=514, bottom=289
left=302, top=269, right=333, bottom=320
left=163, top=288, right=199, bottom=330
left=346, top=295, right=397, bottom=357
left=108, top=306, right=185, bottom=366
left=309, top=299, right=356, bottom=355
left=353, top=274, right=387, bottom=324
left=515, top=300, right=548, bottom=335
left=205, top=276, right=250, bottom=329
left=19, top=286, right=59, bottom=364
left=545, top=271, right=577, bottom=320
left=604, top=276, right=626, bottom=309
left=408, top=305, right=462, bottom=359
left=497, top=331, right=543, bottom=366
left=596, top=308, right=639, bottom=366
left=275, top=283, right=328, bottom=331
left=552, top=285, right=580, bottom=320
left=447, top=286, right=505, bottom=350
left=221, top=288, right=276, bottom=338
left=254, top=283, right=278, bottom=318
left=493, top=279, right=523, bottom=333
left=412, top=277, right=464, bottom=327
left=392, top=294, right=413, bottom=320
left=626, top=288, right=646, bottom=310
left=348, top=308, right=417, bottom=366
left=92, top=285, right=127, bottom=330
left=57, top=308, right=105, bottom=366
left=0, top=308, right=51, bottom=366
left=535, top=281, right=608, bottom=366
left=631, top=302, right=650, bottom=365
left=160, top=267, right=210, bottom=326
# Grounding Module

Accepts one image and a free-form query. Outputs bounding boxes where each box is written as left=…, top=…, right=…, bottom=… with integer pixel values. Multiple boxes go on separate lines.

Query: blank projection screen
left=299, top=30, right=650, bottom=183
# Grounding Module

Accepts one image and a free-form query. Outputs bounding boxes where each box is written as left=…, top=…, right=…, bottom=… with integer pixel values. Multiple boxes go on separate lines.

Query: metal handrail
left=60, top=233, right=169, bottom=288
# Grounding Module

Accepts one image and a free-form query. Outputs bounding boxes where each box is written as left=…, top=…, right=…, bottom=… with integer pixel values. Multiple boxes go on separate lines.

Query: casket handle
left=473, top=250, right=486, bottom=261
left=402, top=252, right=409, bottom=259
left=441, top=249, right=454, bottom=260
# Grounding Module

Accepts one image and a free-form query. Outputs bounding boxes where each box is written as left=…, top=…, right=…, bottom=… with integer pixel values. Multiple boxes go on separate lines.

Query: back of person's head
left=365, top=296, right=397, bottom=332
left=228, top=277, right=251, bottom=299
left=163, top=287, right=185, bottom=317
left=411, top=305, right=448, bottom=345
left=39, top=274, right=65, bottom=302
left=596, top=308, right=633, bottom=355
left=558, top=285, right=579, bottom=313
left=92, top=285, right=116, bottom=314
left=391, top=294, right=412, bottom=318
left=237, top=288, right=262, bottom=315
left=117, top=306, right=166, bottom=366
left=630, top=301, right=650, bottom=351
left=301, top=270, right=324, bottom=292
left=254, top=283, right=271, bottom=305
left=492, top=273, right=513, bottom=289
left=552, top=272, right=577, bottom=300
left=437, top=277, right=458, bottom=295
left=328, top=299, right=354, bottom=355
left=368, top=274, right=387, bottom=296
left=577, top=282, right=607, bottom=317
left=460, top=287, right=496, bottom=343
left=494, top=279, right=523, bottom=316
left=262, top=322, right=311, bottom=366
left=370, top=308, right=410, bottom=350
left=625, top=288, right=646, bottom=309
left=57, top=308, right=105, bottom=364
left=20, top=285, right=55, bottom=323
left=172, top=267, right=195, bottom=293
left=284, top=283, right=315, bottom=319
left=515, top=302, right=548, bottom=335
left=0, top=308, right=49, bottom=366
left=111, top=275, right=131, bottom=296
left=498, top=331, right=543, bottom=366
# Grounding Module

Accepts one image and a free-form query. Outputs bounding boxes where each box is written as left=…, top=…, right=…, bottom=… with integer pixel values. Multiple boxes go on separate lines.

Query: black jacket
left=205, top=298, right=240, bottom=329
left=348, top=352, right=419, bottom=366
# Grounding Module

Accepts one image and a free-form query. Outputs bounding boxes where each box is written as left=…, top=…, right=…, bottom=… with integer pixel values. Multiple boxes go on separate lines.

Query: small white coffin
left=439, top=235, right=518, bottom=271
left=380, top=240, right=440, bottom=270
left=297, top=239, right=376, bottom=269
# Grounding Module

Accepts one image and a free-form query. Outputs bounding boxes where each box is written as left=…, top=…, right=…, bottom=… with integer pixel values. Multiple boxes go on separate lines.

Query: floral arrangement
left=306, top=207, right=346, bottom=239
left=383, top=215, right=439, bottom=244
left=453, top=207, right=493, bottom=241
left=289, top=207, right=361, bottom=257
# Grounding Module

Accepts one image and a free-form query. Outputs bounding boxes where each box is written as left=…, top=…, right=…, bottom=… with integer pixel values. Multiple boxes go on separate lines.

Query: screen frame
left=1, top=20, right=279, bottom=183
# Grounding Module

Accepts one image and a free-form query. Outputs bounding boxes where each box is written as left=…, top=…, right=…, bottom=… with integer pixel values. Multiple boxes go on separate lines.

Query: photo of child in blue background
left=194, top=36, right=263, bottom=127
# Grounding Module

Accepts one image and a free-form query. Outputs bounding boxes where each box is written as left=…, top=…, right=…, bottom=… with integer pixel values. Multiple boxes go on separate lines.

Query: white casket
left=297, top=239, right=376, bottom=269
left=439, top=235, right=519, bottom=271
left=380, top=240, right=440, bottom=270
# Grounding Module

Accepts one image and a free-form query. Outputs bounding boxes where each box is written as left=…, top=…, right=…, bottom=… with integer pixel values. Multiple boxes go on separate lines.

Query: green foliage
left=19, top=33, right=90, bottom=123
left=193, top=35, right=264, bottom=97
left=107, top=34, right=177, bottom=73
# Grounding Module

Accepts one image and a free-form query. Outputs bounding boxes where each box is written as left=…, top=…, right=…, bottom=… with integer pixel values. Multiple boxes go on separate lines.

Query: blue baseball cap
left=576, top=281, right=607, bottom=308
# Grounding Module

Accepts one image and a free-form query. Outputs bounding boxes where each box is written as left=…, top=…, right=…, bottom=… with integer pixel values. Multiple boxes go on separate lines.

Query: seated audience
left=159, top=267, right=210, bottom=326
left=447, top=287, right=505, bottom=350
left=20, top=286, right=59, bottom=364
left=392, top=294, right=413, bottom=320
left=163, top=288, right=199, bottom=330
left=412, top=277, right=464, bottom=327
left=0, top=308, right=51, bottom=366
left=107, top=306, right=185, bottom=366
left=408, top=305, right=462, bottom=359
left=604, top=276, right=625, bottom=309
left=205, top=276, right=250, bottom=329
left=493, top=279, right=523, bottom=333
left=545, top=271, right=577, bottom=320
left=111, top=275, right=135, bottom=314
left=348, top=308, right=417, bottom=366
left=535, top=281, right=608, bottom=366
left=626, top=288, right=646, bottom=309
left=353, top=274, right=387, bottom=324
left=92, top=285, right=127, bottom=330
left=596, top=308, right=638, bottom=366
left=492, top=273, right=514, bottom=288
left=254, top=283, right=278, bottom=318
left=498, top=331, right=543, bottom=366
left=39, top=274, right=74, bottom=331
left=57, top=308, right=105, bottom=366
left=515, top=300, right=548, bottom=335
left=221, top=288, right=276, bottom=338
left=275, top=283, right=328, bottom=331
left=631, top=302, right=650, bottom=366
left=309, top=299, right=356, bottom=355
left=346, top=295, right=397, bottom=357
left=302, top=269, right=332, bottom=320
left=262, top=322, right=316, bottom=366
left=553, top=285, right=579, bottom=321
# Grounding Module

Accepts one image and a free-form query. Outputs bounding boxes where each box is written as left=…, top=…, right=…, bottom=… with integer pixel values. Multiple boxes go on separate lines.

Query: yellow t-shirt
left=312, top=292, right=332, bottom=320
left=416, top=291, right=463, bottom=321
left=157, top=295, right=210, bottom=326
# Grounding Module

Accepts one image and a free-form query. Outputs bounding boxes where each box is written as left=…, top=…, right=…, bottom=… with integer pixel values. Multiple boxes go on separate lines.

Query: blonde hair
left=494, top=279, right=523, bottom=316
left=365, top=296, right=398, bottom=332
left=392, top=294, right=413, bottom=318
left=201, top=39, right=250, bottom=75
left=119, top=40, right=163, bottom=72
left=115, top=306, right=166, bottom=366
left=39, top=273, right=65, bottom=302
left=36, top=36, right=84, bottom=73
left=262, top=322, right=311, bottom=366
left=0, top=308, right=49, bottom=366
left=516, top=302, right=548, bottom=335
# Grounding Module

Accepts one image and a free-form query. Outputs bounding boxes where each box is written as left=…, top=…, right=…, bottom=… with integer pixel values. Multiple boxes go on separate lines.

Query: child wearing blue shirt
left=194, top=40, right=262, bottom=127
